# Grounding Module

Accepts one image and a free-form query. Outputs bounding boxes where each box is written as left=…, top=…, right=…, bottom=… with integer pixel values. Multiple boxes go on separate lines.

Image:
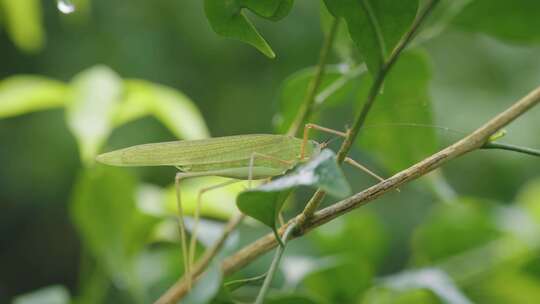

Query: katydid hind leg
left=188, top=179, right=243, bottom=269
left=174, top=172, right=192, bottom=289
left=344, top=157, right=400, bottom=192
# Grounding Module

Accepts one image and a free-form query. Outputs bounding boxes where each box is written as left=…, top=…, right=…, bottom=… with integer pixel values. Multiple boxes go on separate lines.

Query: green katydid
left=95, top=123, right=388, bottom=288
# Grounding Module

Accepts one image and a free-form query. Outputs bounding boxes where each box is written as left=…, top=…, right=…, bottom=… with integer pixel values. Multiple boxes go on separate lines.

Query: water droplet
left=57, top=0, right=75, bottom=14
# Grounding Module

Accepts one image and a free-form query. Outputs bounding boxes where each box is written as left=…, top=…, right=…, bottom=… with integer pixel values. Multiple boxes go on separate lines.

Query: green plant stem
left=287, top=18, right=340, bottom=137
left=483, top=142, right=540, bottom=157
left=300, top=0, right=439, bottom=222
left=254, top=222, right=297, bottom=304
left=224, top=272, right=267, bottom=291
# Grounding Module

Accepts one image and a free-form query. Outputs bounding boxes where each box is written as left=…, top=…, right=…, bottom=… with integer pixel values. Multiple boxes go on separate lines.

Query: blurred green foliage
left=1, top=0, right=539, bottom=303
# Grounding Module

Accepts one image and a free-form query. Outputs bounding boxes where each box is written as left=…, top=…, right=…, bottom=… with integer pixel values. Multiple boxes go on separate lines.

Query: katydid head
left=299, top=139, right=322, bottom=162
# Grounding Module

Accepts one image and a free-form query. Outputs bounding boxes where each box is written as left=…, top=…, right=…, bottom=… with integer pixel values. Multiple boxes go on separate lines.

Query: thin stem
left=482, top=142, right=540, bottom=157
left=154, top=214, right=245, bottom=304
left=224, top=272, right=267, bottom=291
left=254, top=222, right=297, bottom=304
left=287, top=18, right=340, bottom=136
left=300, top=0, right=439, bottom=222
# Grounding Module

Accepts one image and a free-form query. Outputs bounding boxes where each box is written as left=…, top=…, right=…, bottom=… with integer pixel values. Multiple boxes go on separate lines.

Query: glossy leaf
left=204, top=0, right=293, bottom=58
left=274, top=64, right=366, bottom=133
left=322, top=0, right=418, bottom=75
left=71, top=166, right=158, bottom=301
left=0, top=76, right=67, bottom=118
left=237, top=149, right=351, bottom=230
left=0, top=0, right=45, bottom=52
left=66, top=65, right=123, bottom=165
left=357, top=50, right=437, bottom=172
left=12, top=285, right=70, bottom=304
left=114, top=79, right=209, bottom=140
left=454, top=0, right=540, bottom=44
left=237, top=189, right=291, bottom=237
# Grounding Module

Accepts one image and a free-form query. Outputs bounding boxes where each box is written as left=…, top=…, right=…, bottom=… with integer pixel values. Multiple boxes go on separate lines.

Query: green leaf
left=66, top=65, right=123, bottom=165
left=12, top=285, right=70, bottom=304
left=237, top=188, right=292, bottom=236
left=274, top=64, right=365, bottom=133
left=0, top=0, right=45, bottom=52
left=114, top=79, right=209, bottom=140
left=411, top=198, right=500, bottom=265
left=302, top=258, right=372, bottom=303
left=0, top=76, right=67, bottom=118
left=453, top=0, right=540, bottom=44
left=322, top=0, right=418, bottom=75
left=237, top=149, right=351, bottom=230
left=203, top=0, right=294, bottom=58
left=71, top=166, right=158, bottom=301
left=320, top=3, right=355, bottom=62
left=313, top=211, right=387, bottom=267
left=357, top=50, right=437, bottom=172
left=464, top=270, right=540, bottom=304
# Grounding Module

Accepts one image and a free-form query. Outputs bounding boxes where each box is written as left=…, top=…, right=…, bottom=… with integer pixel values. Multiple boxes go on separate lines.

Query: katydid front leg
left=300, top=123, right=393, bottom=185
left=174, top=172, right=193, bottom=290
